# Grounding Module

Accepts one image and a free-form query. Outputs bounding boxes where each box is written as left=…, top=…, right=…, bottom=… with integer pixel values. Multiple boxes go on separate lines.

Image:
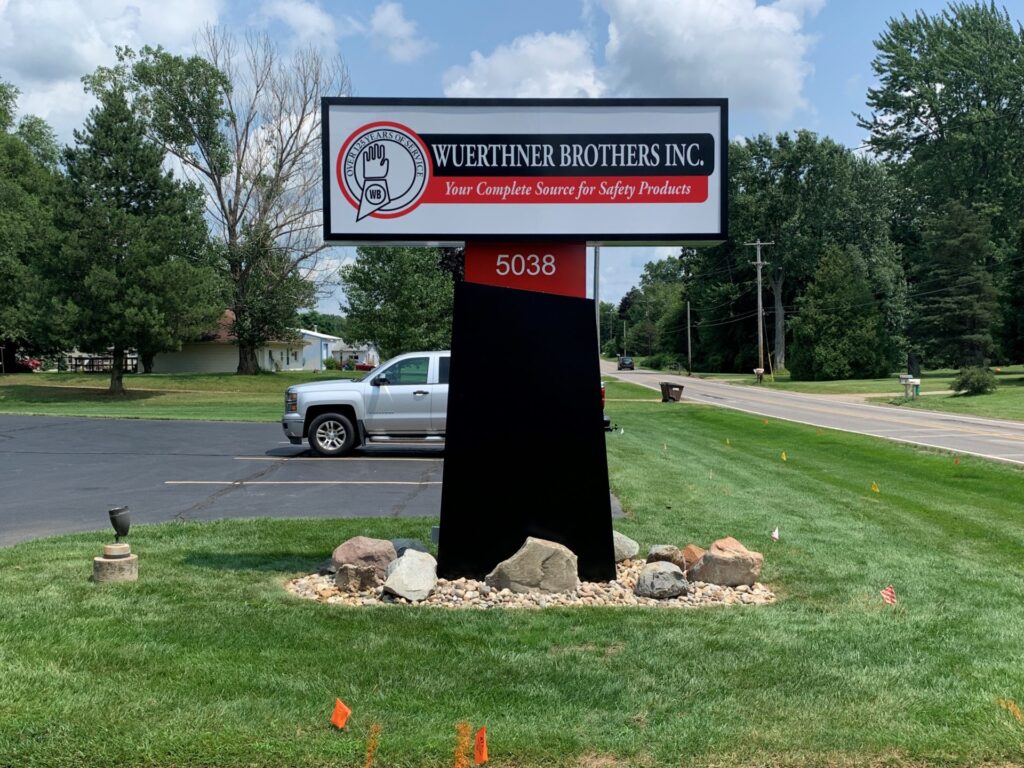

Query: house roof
left=298, top=328, right=343, bottom=341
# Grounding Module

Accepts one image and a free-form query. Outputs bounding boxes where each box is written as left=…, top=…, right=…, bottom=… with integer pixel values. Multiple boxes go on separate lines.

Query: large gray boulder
left=634, top=561, right=689, bottom=599
left=485, top=537, right=579, bottom=594
left=612, top=530, right=640, bottom=562
left=331, top=536, right=397, bottom=580
left=646, top=544, right=680, bottom=564
left=383, top=550, right=437, bottom=602
left=688, top=536, right=763, bottom=587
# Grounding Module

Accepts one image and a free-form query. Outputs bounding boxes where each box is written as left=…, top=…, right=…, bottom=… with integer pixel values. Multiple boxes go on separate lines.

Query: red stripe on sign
left=421, top=175, right=708, bottom=204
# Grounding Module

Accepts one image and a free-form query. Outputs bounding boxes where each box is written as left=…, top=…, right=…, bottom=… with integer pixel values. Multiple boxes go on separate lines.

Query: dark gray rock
left=318, top=558, right=337, bottom=575
left=485, top=537, right=579, bottom=594
left=646, top=544, right=680, bottom=563
left=383, top=550, right=437, bottom=602
left=391, top=538, right=428, bottom=557
left=634, top=561, right=689, bottom=599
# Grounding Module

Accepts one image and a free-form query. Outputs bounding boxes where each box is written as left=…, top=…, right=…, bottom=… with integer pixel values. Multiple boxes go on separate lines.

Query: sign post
left=322, top=98, right=727, bottom=579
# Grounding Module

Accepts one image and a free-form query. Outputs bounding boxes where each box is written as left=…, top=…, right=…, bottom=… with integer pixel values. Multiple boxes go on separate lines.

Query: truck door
left=364, top=355, right=433, bottom=434
left=432, top=355, right=449, bottom=432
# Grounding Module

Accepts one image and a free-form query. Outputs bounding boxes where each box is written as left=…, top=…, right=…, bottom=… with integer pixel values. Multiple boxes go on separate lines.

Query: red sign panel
left=464, top=242, right=586, bottom=298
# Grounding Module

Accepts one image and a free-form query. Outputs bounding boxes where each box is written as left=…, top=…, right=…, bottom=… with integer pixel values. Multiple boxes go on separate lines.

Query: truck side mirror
left=371, top=375, right=387, bottom=386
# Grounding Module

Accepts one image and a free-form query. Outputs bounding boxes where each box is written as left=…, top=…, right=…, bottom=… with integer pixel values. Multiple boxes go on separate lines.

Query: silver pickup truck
left=282, top=350, right=449, bottom=456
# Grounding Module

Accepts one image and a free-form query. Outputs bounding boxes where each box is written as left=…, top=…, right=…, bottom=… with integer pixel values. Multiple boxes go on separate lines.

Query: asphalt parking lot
left=0, top=415, right=444, bottom=546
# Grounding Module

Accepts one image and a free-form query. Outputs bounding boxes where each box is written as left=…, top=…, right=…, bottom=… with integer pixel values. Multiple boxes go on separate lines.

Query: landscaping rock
left=680, top=544, right=706, bottom=572
left=612, top=530, right=639, bottom=562
left=688, top=536, right=763, bottom=587
left=646, top=544, right=680, bottom=564
left=391, top=538, right=428, bottom=557
left=383, top=550, right=437, bottom=602
left=317, top=558, right=337, bottom=575
left=331, top=536, right=397, bottom=579
left=335, top=564, right=378, bottom=592
left=634, top=561, right=689, bottom=599
left=485, top=537, right=579, bottom=594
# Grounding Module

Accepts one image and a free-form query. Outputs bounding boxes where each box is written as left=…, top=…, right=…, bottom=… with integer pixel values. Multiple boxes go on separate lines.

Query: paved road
left=603, top=363, right=1024, bottom=467
left=0, top=415, right=443, bottom=547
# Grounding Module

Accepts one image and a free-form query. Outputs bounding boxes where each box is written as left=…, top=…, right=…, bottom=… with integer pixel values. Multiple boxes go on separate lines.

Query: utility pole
left=745, top=240, right=773, bottom=382
left=686, top=300, right=692, bottom=375
left=622, top=320, right=626, bottom=357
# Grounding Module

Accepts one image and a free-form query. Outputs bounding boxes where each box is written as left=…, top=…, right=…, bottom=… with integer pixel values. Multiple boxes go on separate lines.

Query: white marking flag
left=771, top=527, right=780, bottom=541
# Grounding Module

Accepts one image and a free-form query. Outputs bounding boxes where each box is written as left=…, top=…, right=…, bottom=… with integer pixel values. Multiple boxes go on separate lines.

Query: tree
left=298, top=310, right=349, bottom=338
left=48, top=88, right=224, bottom=393
left=858, top=2, right=1024, bottom=360
left=340, top=247, right=454, bottom=359
left=688, top=134, right=903, bottom=371
left=0, top=80, right=60, bottom=369
left=788, top=246, right=894, bottom=380
left=909, top=203, right=999, bottom=368
left=85, top=29, right=351, bottom=373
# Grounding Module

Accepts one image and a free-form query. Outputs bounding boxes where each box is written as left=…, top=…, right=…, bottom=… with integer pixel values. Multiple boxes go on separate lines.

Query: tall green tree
left=788, top=246, right=893, bottom=380
left=858, top=1, right=1024, bottom=361
left=84, top=29, right=351, bottom=373
left=50, top=88, right=224, bottom=393
left=0, top=80, right=59, bottom=370
left=909, top=203, right=999, bottom=368
left=340, top=247, right=454, bottom=359
left=679, top=136, right=903, bottom=373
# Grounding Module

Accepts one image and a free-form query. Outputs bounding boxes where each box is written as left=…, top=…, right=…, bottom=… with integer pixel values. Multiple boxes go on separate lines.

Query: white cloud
left=368, top=2, right=434, bottom=64
left=443, top=31, right=605, bottom=98
left=599, top=0, right=821, bottom=120
left=261, top=0, right=335, bottom=51
left=442, top=0, right=819, bottom=123
left=0, top=0, right=221, bottom=141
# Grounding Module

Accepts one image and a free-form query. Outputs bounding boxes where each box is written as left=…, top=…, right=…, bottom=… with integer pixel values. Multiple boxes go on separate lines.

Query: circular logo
left=337, top=122, right=429, bottom=221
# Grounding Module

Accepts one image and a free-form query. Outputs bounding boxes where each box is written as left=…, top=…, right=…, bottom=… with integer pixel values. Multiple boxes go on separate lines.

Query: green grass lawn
left=3, top=400, right=1024, bottom=766
left=878, top=374, right=1024, bottom=421
left=0, top=370, right=363, bottom=421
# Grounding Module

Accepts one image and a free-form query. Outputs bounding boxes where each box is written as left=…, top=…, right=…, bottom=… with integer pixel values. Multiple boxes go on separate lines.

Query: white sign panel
left=322, top=98, right=727, bottom=246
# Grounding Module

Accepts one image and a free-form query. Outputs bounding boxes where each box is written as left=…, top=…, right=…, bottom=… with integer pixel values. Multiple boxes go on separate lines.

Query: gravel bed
left=285, top=559, right=775, bottom=609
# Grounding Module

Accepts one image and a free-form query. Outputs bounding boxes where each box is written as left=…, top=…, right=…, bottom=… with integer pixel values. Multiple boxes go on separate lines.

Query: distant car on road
left=617, top=356, right=635, bottom=370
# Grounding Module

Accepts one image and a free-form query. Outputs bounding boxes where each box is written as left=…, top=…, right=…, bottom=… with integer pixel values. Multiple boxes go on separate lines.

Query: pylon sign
left=322, top=98, right=727, bottom=245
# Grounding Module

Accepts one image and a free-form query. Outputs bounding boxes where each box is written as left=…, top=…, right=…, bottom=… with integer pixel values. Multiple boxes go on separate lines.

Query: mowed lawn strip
left=878, top=374, right=1024, bottom=422
left=2, top=402, right=1024, bottom=766
left=0, top=370, right=363, bottom=421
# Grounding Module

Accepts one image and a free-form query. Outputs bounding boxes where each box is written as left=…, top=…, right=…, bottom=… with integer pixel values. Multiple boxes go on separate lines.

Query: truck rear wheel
left=308, top=412, right=356, bottom=457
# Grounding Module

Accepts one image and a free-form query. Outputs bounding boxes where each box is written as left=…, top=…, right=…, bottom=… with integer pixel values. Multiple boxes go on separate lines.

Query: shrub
left=323, top=357, right=340, bottom=370
left=951, top=366, right=997, bottom=395
left=640, top=353, right=684, bottom=371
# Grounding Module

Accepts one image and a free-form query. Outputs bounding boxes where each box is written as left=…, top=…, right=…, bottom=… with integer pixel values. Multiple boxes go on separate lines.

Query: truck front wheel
left=308, top=412, right=356, bottom=457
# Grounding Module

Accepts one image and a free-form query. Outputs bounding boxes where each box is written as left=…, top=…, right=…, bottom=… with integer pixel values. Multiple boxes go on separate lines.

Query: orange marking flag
left=331, top=698, right=352, bottom=730
left=880, top=585, right=897, bottom=605
left=474, top=726, right=488, bottom=765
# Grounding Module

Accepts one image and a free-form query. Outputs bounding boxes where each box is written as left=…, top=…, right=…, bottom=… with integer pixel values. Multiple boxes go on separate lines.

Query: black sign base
left=437, top=281, right=615, bottom=581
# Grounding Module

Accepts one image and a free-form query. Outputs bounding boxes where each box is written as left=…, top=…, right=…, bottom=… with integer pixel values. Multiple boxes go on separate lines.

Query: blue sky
left=3, top=0, right=1022, bottom=309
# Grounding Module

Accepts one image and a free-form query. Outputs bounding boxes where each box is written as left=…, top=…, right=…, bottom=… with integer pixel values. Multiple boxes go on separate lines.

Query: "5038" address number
left=495, top=253, right=557, bottom=277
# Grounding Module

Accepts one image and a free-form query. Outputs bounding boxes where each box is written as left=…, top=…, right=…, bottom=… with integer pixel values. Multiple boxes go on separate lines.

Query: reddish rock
left=331, top=536, right=397, bottom=579
left=681, top=544, right=706, bottom=571
left=688, top=537, right=762, bottom=587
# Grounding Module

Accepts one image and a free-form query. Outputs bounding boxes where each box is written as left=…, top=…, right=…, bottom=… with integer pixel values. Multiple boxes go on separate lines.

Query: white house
left=149, top=313, right=380, bottom=373
left=150, top=311, right=304, bottom=373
